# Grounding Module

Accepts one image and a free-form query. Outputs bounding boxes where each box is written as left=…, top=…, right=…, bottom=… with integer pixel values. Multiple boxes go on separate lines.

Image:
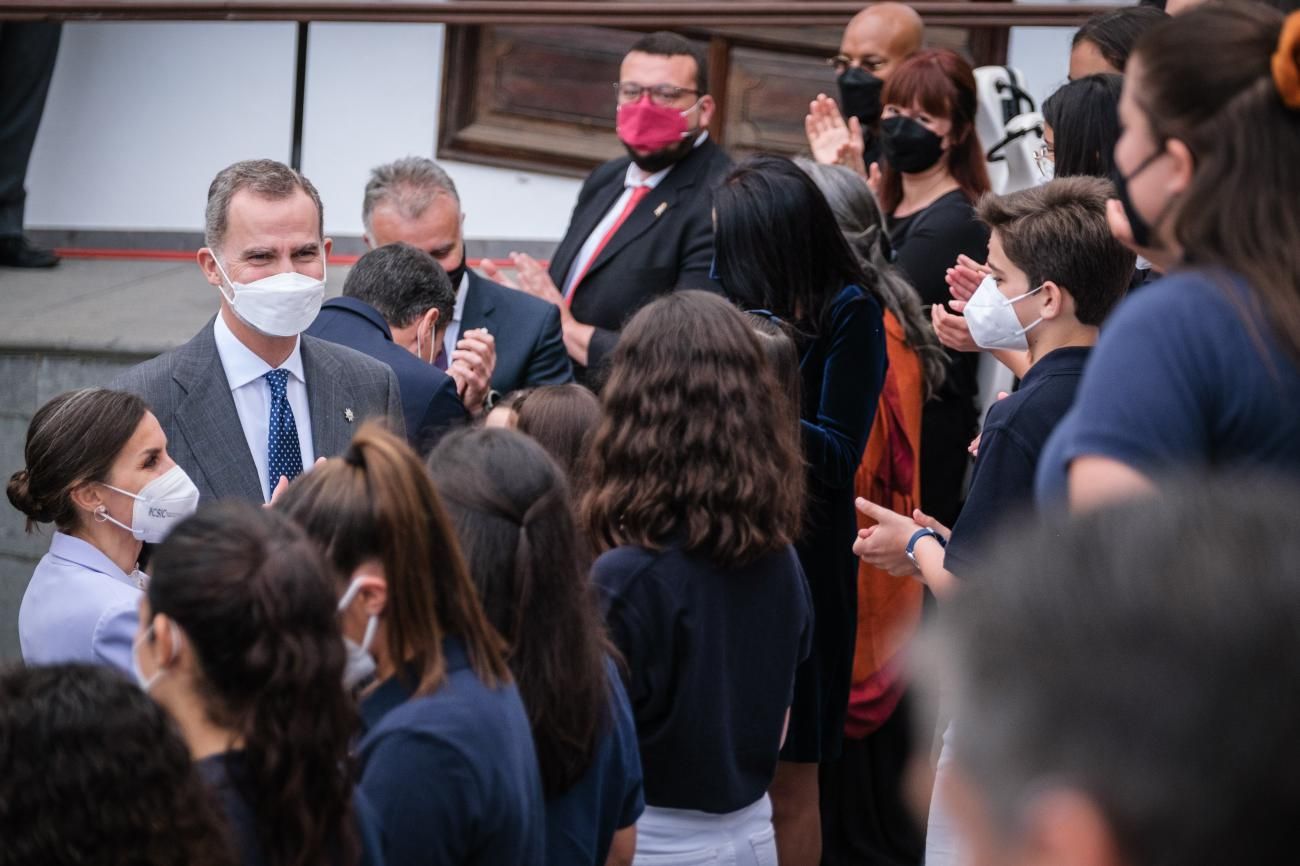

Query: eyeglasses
left=825, top=54, right=885, bottom=75
left=1033, top=144, right=1055, bottom=177
left=614, top=82, right=700, bottom=107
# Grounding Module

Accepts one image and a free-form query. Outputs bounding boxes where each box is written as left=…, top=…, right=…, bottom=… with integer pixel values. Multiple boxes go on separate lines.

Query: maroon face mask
left=616, top=98, right=696, bottom=152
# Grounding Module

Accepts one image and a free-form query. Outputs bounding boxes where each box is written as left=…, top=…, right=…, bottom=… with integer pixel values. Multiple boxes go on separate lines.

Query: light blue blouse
left=18, top=532, right=144, bottom=673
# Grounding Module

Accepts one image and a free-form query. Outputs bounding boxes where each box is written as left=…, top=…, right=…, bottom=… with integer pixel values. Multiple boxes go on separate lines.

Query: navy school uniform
left=197, top=750, right=386, bottom=866
left=543, top=660, right=645, bottom=866
left=594, top=542, right=813, bottom=813
left=942, top=346, right=1092, bottom=575
left=356, top=638, right=545, bottom=866
left=1037, top=269, right=1300, bottom=503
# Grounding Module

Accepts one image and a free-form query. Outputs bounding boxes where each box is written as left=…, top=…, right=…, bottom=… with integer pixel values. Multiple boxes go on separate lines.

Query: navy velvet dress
left=781, top=284, right=888, bottom=763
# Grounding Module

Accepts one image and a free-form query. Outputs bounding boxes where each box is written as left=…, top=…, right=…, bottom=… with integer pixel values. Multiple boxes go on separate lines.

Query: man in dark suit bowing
left=362, top=156, right=573, bottom=397
left=481, top=31, right=733, bottom=384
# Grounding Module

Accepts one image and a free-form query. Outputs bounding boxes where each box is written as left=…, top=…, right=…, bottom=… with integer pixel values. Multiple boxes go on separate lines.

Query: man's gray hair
left=362, top=156, right=460, bottom=234
left=204, top=159, right=325, bottom=253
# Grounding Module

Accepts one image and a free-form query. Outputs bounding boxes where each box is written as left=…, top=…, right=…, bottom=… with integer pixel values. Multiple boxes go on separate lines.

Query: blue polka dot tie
left=264, top=369, right=303, bottom=491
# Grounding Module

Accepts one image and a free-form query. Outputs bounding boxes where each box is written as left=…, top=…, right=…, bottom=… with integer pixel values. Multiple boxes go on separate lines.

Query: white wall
left=25, top=21, right=582, bottom=241
left=26, top=18, right=1102, bottom=241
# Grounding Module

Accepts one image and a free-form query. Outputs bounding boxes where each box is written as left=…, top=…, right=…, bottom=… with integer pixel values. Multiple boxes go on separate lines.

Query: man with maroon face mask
left=483, top=31, right=732, bottom=385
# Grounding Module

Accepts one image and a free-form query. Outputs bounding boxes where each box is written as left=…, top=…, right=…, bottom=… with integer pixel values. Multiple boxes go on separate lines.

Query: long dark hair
left=276, top=423, right=509, bottom=695
left=713, top=153, right=873, bottom=335
left=879, top=49, right=992, bottom=214
left=7, top=388, right=146, bottom=533
left=146, top=502, right=356, bottom=866
left=795, top=158, right=948, bottom=400
left=1042, top=74, right=1124, bottom=179
left=582, top=290, right=805, bottom=566
left=1132, top=3, right=1300, bottom=358
left=0, top=663, right=237, bottom=866
left=429, top=427, right=613, bottom=798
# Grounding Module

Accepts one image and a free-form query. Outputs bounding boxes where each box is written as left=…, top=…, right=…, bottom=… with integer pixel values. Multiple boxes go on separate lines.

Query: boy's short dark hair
left=976, top=177, right=1135, bottom=326
left=627, top=32, right=709, bottom=95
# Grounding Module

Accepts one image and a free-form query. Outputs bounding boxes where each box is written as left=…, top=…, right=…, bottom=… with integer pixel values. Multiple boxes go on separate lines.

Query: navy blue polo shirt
left=944, top=346, right=1092, bottom=575
left=356, top=639, right=545, bottom=866
left=593, top=542, right=813, bottom=814
left=1036, top=269, right=1300, bottom=502
left=197, top=750, right=385, bottom=866
left=544, top=660, right=644, bottom=866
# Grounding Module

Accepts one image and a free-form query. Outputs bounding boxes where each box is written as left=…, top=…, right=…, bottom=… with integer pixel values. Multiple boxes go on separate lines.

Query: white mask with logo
left=964, top=275, right=1045, bottom=351
left=211, top=252, right=326, bottom=337
left=98, top=464, right=201, bottom=544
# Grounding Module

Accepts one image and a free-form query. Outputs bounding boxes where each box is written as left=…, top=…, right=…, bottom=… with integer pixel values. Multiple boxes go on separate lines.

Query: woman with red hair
left=874, top=48, right=991, bottom=535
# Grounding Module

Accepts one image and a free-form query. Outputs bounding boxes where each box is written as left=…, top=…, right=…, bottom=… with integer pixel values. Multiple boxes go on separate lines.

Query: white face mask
left=338, top=576, right=380, bottom=690
left=98, top=464, right=201, bottom=544
left=964, top=275, right=1045, bottom=351
left=131, top=622, right=183, bottom=693
left=210, top=252, right=326, bottom=337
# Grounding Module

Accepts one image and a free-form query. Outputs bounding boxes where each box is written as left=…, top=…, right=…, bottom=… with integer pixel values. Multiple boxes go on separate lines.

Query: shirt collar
left=1020, top=345, right=1093, bottom=387
left=48, top=531, right=139, bottom=589
left=623, top=130, right=710, bottom=189
left=213, top=313, right=306, bottom=391
left=453, top=271, right=470, bottom=324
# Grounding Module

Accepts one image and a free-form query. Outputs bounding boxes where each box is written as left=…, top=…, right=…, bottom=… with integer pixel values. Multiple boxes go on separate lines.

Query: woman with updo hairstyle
left=7, top=387, right=199, bottom=671
left=276, top=423, right=545, bottom=866
left=1041, top=4, right=1300, bottom=507
left=583, top=290, right=812, bottom=865
left=137, top=501, right=382, bottom=866
left=0, top=663, right=236, bottom=866
left=429, top=427, right=644, bottom=866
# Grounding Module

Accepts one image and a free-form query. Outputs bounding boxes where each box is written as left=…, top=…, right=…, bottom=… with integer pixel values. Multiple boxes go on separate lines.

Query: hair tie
left=1274, top=10, right=1300, bottom=110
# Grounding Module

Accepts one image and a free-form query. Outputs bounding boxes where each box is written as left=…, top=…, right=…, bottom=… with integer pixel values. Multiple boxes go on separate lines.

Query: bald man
left=805, top=2, right=924, bottom=172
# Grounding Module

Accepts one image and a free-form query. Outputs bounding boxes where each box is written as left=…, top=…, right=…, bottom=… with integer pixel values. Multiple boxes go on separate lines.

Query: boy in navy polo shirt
left=853, top=176, right=1135, bottom=593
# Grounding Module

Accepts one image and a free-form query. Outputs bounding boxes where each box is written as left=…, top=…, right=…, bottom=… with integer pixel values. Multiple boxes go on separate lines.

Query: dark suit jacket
left=306, top=297, right=468, bottom=454
left=548, top=137, right=732, bottom=379
left=111, top=318, right=405, bottom=504
left=461, top=270, right=573, bottom=394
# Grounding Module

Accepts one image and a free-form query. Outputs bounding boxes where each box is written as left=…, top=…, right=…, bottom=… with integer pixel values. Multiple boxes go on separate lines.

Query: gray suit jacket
left=111, top=319, right=405, bottom=503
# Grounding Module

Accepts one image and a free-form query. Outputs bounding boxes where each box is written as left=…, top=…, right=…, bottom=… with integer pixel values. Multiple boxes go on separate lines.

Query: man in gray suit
left=113, top=159, right=404, bottom=504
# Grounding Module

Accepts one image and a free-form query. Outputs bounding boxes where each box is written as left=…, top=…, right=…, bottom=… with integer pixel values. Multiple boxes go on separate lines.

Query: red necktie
left=565, top=184, right=652, bottom=303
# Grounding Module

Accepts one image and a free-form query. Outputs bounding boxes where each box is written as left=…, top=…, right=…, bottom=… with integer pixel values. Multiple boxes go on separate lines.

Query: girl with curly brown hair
left=583, top=289, right=812, bottom=866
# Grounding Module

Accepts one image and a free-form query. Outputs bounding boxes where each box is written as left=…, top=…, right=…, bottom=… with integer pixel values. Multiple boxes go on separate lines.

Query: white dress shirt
left=441, top=270, right=472, bottom=361
left=213, top=314, right=315, bottom=502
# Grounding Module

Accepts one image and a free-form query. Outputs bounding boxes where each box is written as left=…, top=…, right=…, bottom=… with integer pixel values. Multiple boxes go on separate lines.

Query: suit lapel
left=303, top=337, right=348, bottom=459
left=579, top=140, right=716, bottom=283
left=461, top=271, right=496, bottom=333
left=550, top=179, right=628, bottom=285
left=172, top=324, right=264, bottom=501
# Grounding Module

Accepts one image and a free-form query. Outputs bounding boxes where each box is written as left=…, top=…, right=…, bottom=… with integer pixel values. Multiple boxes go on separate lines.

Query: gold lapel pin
left=344, top=408, right=355, bottom=423
left=654, top=202, right=669, bottom=218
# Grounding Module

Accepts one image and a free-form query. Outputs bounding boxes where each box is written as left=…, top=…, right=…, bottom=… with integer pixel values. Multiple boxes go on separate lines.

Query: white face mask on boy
left=963, top=275, right=1045, bottom=351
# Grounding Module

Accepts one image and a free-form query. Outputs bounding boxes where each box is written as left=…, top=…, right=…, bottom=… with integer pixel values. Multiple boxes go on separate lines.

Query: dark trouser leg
left=0, top=22, right=63, bottom=237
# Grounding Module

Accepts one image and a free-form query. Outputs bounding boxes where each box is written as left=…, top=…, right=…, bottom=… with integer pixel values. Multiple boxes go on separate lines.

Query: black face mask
left=879, top=116, right=946, bottom=174
left=443, top=253, right=468, bottom=289
left=1110, top=148, right=1166, bottom=249
left=838, top=67, right=884, bottom=127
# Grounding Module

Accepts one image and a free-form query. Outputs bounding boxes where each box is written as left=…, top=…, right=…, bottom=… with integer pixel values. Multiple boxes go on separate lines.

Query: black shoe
left=0, top=236, right=60, bottom=268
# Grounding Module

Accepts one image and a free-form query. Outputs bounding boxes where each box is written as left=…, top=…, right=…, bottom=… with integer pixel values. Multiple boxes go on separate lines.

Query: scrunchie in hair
left=1273, top=10, right=1300, bottom=110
